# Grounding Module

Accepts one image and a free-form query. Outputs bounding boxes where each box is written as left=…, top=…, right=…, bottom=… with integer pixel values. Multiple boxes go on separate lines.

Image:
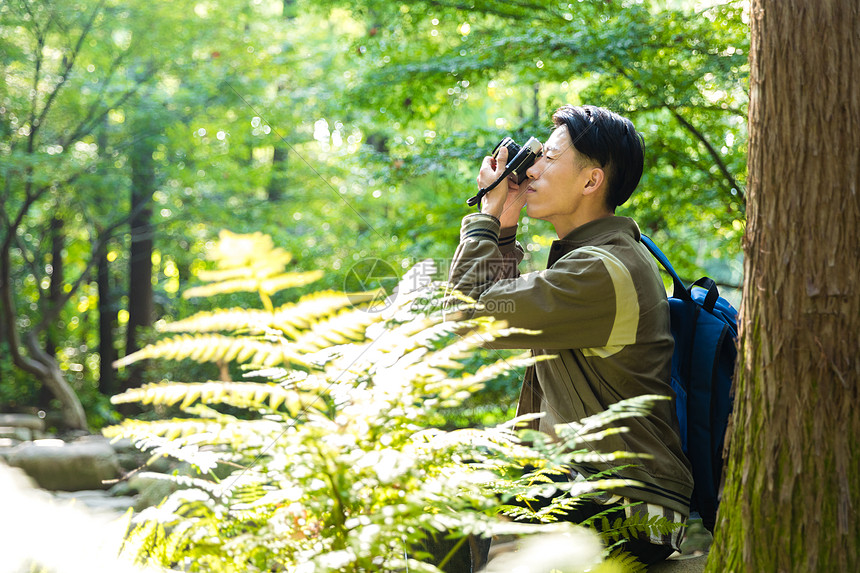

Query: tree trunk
left=706, top=2, right=860, bottom=571
left=40, top=215, right=64, bottom=409
left=45, top=216, right=64, bottom=358
left=124, top=127, right=155, bottom=390
left=0, top=249, right=88, bottom=430
left=96, top=121, right=118, bottom=396
left=97, top=233, right=117, bottom=395
left=266, top=144, right=289, bottom=202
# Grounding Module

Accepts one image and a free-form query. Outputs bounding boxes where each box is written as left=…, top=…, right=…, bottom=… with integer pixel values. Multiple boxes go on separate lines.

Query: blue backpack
left=640, top=234, right=739, bottom=533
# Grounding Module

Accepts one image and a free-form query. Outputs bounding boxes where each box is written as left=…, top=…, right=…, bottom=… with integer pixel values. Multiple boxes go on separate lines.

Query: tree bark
left=40, top=215, right=64, bottom=409
left=0, top=249, right=88, bottom=430
left=264, top=1, right=296, bottom=203
left=124, top=124, right=155, bottom=390
left=45, top=216, right=64, bottom=358
left=97, top=233, right=117, bottom=395
left=96, top=120, right=117, bottom=396
left=266, top=144, right=289, bottom=202
left=706, top=2, right=860, bottom=571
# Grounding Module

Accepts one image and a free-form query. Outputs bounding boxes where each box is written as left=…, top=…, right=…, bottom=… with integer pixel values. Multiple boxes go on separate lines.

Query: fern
left=113, top=334, right=311, bottom=370
left=182, top=270, right=324, bottom=301
left=111, top=380, right=317, bottom=414
left=159, top=290, right=380, bottom=336
left=108, top=231, right=678, bottom=572
left=592, top=511, right=684, bottom=545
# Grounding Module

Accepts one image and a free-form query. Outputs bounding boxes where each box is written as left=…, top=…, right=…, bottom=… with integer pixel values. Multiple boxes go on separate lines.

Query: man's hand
left=499, top=176, right=527, bottom=228
left=476, top=146, right=526, bottom=227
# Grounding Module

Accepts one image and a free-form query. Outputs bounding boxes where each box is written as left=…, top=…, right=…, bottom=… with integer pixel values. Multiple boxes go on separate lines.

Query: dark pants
left=538, top=498, right=675, bottom=566
left=421, top=500, right=672, bottom=572
left=423, top=479, right=674, bottom=572
left=508, top=472, right=675, bottom=567
left=418, top=531, right=491, bottom=573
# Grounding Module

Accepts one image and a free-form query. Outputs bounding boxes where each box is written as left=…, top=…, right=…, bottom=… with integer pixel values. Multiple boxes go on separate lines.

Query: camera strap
left=466, top=178, right=502, bottom=208
left=467, top=137, right=541, bottom=209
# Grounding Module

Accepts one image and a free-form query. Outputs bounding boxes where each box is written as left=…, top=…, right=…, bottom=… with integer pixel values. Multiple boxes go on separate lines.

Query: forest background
left=0, top=0, right=748, bottom=430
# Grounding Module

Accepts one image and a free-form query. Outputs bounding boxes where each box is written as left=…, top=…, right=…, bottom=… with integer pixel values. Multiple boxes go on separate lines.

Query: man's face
left=523, top=126, right=597, bottom=224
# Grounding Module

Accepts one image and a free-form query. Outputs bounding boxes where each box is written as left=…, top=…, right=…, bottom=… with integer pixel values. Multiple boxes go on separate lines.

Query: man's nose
left=526, top=157, right=542, bottom=180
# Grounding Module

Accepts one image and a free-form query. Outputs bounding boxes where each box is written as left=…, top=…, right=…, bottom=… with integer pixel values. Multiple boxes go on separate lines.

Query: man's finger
left=495, top=145, right=508, bottom=172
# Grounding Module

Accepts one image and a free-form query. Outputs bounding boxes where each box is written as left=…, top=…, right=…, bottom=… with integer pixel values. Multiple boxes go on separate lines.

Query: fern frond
left=183, top=270, right=324, bottom=299
left=104, top=417, right=231, bottom=441
left=272, top=290, right=381, bottom=331
left=112, top=334, right=310, bottom=370
left=158, top=520, right=196, bottom=566
left=159, top=290, right=380, bottom=338
left=593, top=511, right=684, bottom=544
left=121, top=518, right=164, bottom=565
left=201, top=230, right=292, bottom=278
left=439, top=352, right=534, bottom=391
left=604, top=550, right=647, bottom=573
left=158, top=307, right=277, bottom=334
left=104, top=417, right=286, bottom=455
left=134, top=471, right=225, bottom=497
left=555, top=394, right=669, bottom=448
left=110, top=380, right=318, bottom=414
left=291, top=307, right=383, bottom=352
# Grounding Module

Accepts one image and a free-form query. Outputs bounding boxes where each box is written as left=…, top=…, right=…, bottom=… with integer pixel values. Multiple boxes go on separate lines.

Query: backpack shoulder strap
left=640, top=234, right=692, bottom=302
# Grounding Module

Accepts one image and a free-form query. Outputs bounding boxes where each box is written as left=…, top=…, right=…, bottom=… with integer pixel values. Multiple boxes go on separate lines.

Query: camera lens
left=507, top=137, right=542, bottom=183
left=492, top=137, right=521, bottom=165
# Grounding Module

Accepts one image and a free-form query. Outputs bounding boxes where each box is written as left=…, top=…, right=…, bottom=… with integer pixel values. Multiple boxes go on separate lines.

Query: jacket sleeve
left=447, top=214, right=619, bottom=351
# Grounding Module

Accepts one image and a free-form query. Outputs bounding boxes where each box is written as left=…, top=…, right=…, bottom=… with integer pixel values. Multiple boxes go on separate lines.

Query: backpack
left=640, top=234, right=739, bottom=533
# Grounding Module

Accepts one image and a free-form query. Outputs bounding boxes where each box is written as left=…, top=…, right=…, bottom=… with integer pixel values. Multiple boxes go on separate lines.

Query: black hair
left=551, top=105, right=645, bottom=211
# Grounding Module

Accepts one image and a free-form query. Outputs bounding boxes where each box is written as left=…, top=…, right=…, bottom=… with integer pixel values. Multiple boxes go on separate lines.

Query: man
left=447, top=105, right=693, bottom=566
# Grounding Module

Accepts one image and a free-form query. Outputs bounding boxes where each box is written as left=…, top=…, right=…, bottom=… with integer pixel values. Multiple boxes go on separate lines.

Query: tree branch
left=14, top=233, right=43, bottom=283
left=668, top=107, right=745, bottom=200
left=63, top=48, right=134, bottom=143
left=60, top=62, right=157, bottom=149
left=24, top=8, right=45, bottom=155
left=0, top=184, right=52, bottom=256
left=612, top=64, right=746, bottom=203
left=626, top=102, right=746, bottom=117
left=31, top=199, right=148, bottom=334
left=30, top=0, right=107, bottom=143
left=423, top=0, right=553, bottom=21
left=0, top=248, right=49, bottom=379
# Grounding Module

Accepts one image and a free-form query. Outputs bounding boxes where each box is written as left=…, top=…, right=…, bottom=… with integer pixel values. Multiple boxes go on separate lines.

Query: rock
left=78, top=436, right=146, bottom=470
left=0, top=413, right=45, bottom=432
left=53, top=490, right=136, bottom=516
left=0, top=462, right=142, bottom=572
left=0, top=426, right=32, bottom=441
left=108, top=479, right=136, bottom=497
left=0, top=437, right=22, bottom=460
left=128, top=473, right=182, bottom=511
left=0, top=441, right=19, bottom=467
left=650, top=554, right=708, bottom=572
left=117, top=452, right=145, bottom=471
left=106, top=437, right=136, bottom=454
left=146, top=453, right=176, bottom=474
left=0, top=437, right=20, bottom=446
left=73, top=434, right=112, bottom=444
left=6, top=439, right=120, bottom=491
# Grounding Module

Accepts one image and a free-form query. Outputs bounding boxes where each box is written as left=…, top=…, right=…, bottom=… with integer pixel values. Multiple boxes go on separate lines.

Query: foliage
left=105, top=231, right=679, bottom=572
left=2, top=0, right=748, bottom=431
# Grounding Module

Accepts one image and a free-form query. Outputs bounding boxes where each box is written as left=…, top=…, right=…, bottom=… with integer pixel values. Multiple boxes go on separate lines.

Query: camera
left=491, top=136, right=543, bottom=184
left=467, top=136, right=543, bottom=207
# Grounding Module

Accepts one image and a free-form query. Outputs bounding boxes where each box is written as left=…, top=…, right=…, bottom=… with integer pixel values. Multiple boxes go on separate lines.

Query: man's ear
left=582, top=167, right=605, bottom=196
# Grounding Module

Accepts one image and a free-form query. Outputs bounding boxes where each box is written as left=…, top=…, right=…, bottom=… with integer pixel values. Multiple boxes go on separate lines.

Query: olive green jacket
left=447, top=213, right=693, bottom=515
